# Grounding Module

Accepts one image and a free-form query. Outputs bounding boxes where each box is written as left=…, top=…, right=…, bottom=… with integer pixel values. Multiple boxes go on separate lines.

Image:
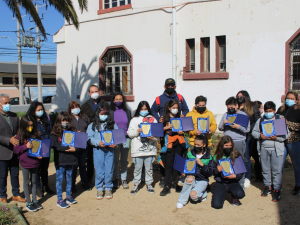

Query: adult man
left=81, top=85, right=110, bottom=182
left=151, top=78, right=189, bottom=187
left=0, top=93, right=26, bottom=203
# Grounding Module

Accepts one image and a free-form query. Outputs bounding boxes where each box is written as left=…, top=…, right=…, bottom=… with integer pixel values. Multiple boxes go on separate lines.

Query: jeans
left=283, top=141, right=300, bottom=186
left=36, top=157, right=50, bottom=189
left=244, top=136, right=254, bottom=180
left=260, top=148, right=283, bottom=190
left=22, top=167, right=38, bottom=203
left=113, top=138, right=130, bottom=181
left=56, top=165, right=73, bottom=201
left=0, top=155, right=20, bottom=198
left=93, top=147, right=114, bottom=191
left=177, top=177, right=208, bottom=205
left=72, top=149, right=88, bottom=187
left=133, top=156, right=155, bottom=186
left=86, top=144, right=94, bottom=180
left=211, top=182, right=245, bottom=209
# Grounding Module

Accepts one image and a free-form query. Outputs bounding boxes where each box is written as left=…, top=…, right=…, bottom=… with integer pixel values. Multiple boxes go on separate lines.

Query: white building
left=53, top=0, right=300, bottom=119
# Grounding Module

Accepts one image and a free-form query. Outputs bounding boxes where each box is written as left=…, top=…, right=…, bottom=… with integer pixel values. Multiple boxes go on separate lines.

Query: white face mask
left=91, top=92, right=99, bottom=100
left=171, top=109, right=178, bottom=115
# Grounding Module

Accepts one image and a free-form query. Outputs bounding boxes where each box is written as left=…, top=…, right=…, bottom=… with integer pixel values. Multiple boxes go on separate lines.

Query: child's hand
left=99, top=141, right=106, bottom=148
left=178, top=130, right=184, bottom=135
left=270, top=136, right=277, bottom=140
left=159, top=116, right=164, bottom=123
left=181, top=173, right=186, bottom=177
left=37, top=156, right=42, bottom=159
left=180, top=114, right=184, bottom=118
left=164, top=123, right=173, bottom=130
left=109, top=144, right=117, bottom=148
left=224, top=118, right=229, bottom=125
left=224, top=173, right=237, bottom=179
left=147, top=136, right=155, bottom=140
left=137, top=128, right=143, bottom=133
left=209, top=129, right=212, bottom=134
left=229, top=123, right=240, bottom=129
left=26, top=141, right=33, bottom=149
left=65, top=146, right=76, bottom=152
left=217, top=165, right=223, bottom=173
left=196, top=129, right=202, bottom=135
left=196, top=158, right=204, bottom=166
left=260, top=133, right=270, bottom=140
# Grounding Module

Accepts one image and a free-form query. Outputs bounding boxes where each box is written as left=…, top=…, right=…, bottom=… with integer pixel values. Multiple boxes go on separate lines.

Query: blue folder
left=197, top=116, right=209, bottom=134
left=232, top=156, right=247, bottom=174
left=173, top=153, right=196, bottom=175
left=62, top=131, right=88, bottom=148
left=218, top=158, right=234, bottom=177
left=261, top=120, right=275, bottom=138
left=226, top=114, right=249, bottom=128
left=112, top=128, right=127, bottom=145
left=170, top=118, right=183, bottom=132
left=27, top=139, right=51, bottom=158
left=140, top=123, right=164, bottom=137
left=62, top=131, right=75, bottom=147
left=181, top=117, right=194, bottom=131
left=101, top=130, right=114, bottom=145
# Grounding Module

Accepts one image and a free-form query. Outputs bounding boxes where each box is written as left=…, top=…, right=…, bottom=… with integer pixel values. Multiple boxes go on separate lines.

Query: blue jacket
left=151, top=91, right=189, bottom=121
left=87, top=122, right=118, bottom=150
left=36, top=113, right=52, bottom=140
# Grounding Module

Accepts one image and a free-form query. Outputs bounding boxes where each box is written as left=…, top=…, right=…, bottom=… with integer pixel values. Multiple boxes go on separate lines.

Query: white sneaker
left=176, top=202, right=184, bottom=209
left=244, top=178, right=251, bottom=188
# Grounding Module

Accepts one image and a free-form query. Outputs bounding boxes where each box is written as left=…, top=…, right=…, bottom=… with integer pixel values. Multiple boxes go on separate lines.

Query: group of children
left=13, top=92, right=290, bottom=212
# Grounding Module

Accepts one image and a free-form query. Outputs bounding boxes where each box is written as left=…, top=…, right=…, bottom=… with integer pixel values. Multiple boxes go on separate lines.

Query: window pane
left=2, top=77, right=13, bottom=85
left=115, top=67, right=120, bottom=92
left=128, top=0, right=131, bottom=4
left=107, top=67, right=113, bottom=93
left=120, top=0, right=126, bottom=6
left=26, top=78, right=37, bottom=85
left=112, top=0, right=118, bottom=7
left=187, top=39, right=195, bottom=72
left=104, top=0, right=110, bottom=9
left=43, top=78, right=56, bottom=85
left=122, top=66, right=128, bottom=93
left=217, top=36, right=226, bottom=72
left=201, top=37, right=210, bottom=72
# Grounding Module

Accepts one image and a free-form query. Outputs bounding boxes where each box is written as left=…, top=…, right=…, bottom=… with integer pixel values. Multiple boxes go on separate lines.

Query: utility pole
left=17, top=2, right=24, bottom=105
left=36, top=4, right=42, bottom=102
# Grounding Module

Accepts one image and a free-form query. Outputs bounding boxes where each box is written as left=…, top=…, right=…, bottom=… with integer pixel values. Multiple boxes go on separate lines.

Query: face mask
left=260, top=109, right=264, bottom=114
left=166, top=87, right=175, bottom=95
left=227, top=108, right=236, bottom=114
left=223, top=148, right=232, bottom=157
left=285, top=99, right=296, bottom=107
left=115, top=101, right=123, bottom=108
left=237, top=97, right=245, bottom=104
left=36, top=110, right=44, bottom=118
left=72, top=108, right=81, bottom=115
left=171, top=109, right=178, bottom=115
left=194, top=147, right=204, bottom=154
left=61, top=122, right=68, bottom=128
left=99, top=115, right=108, bottom=121
left=140, top=111, right=149, bottom=117
left=264, top=112, right=274, bottom=119
left=1, top=103, right=10, bottom=113
left=196, top=106, right=206, bottom=113
left=27, top=127, right=33, bottom=133
left=91, top=93, right=99, bottom=100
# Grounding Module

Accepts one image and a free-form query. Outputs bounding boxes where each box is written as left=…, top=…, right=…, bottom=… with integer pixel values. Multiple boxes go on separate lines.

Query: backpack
left=155, top=94, right=183, bottom=107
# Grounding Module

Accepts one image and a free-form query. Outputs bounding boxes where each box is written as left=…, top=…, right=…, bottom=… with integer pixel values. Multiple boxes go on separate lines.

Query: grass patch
left=0, top=205, right=16, bottom=225
left=16, top=112, right=27, bottom=118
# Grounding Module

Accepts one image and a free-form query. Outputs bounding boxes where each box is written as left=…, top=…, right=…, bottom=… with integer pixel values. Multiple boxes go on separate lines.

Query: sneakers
left=244, top=178, right=251, bottom=188
left=113, top=180, right=119, bottom=189
left=159, top=177, right=165, bottom=188
left=160, top=187, right=171, bottom=196
left=147, top=185, right=155, bottom=194
left=171, top=182, right=177, bottom=190
left=57, top=200, right=70, bottom=209
left=130, top=185, right=139, bottom=195
left=176, top=202, right=184, bottom=209
left=201, top=196, right=207, bottom=202
left=261, top=186, right=272, bottom=197
left=272, top=190, right=281, bottom=202
left=122, top=180, right=129, bottom=189
left=66, top=196, right=77, bottom=204
left=105, top=190, right=113, bottom=199
left=293, top=185, right=300, bottom=195
left=178, top=176, right=184, bottom=187
left=33, top=201, right=43, bottom=210
left=26, top=202, right=39, bottom=212
left=232, top=198, right=241, bottom=206
left=97, top=190, right=104, bottom=200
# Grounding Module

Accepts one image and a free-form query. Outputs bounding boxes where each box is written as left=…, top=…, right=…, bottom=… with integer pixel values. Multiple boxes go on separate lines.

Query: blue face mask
left=285, top=99, right=296, bottom=107
left=72, top=108, right=81, bottom=115
left=264, top=112, right=275, bottom=119
left=140, top=111, right=149, bottom=117
left=99, top=115, right=108, bottom=121
left=1, top=103, right=10, bottom=113
left=36, top=110, right=44, bottom=118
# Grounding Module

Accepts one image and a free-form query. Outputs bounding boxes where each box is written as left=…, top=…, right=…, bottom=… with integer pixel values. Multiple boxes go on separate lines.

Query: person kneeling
left=177, top=135, right=214, bottom=208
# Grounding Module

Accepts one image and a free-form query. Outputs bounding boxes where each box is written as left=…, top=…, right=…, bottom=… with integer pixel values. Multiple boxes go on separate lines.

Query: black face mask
left=194, top=147, right=204, bottom=154
left=227, top=108, right=236, bottom=114
left=223, top=148, right=232, bottom=157
left=237, top=97, right=245, bottom=104
left=196, top=106, right=206, bottom=113
left=166, top=87, right=175, bottom=95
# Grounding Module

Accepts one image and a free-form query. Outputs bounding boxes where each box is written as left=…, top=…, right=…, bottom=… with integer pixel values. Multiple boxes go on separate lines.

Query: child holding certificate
left=14, top=115, right=42, bottom=212
left=51, top=112, right=78, bottom=209
left=127, top=101, right=158, bottom=195
left=252, top=101, right=290, bottom=201
left=177, top=135, right=214, bottom=208
left=211, top=136, right=245, bottom=209
left=87, top=106, right=118, bottom=200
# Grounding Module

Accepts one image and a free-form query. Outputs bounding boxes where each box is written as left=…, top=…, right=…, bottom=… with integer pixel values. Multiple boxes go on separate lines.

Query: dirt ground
left=5, top=163, right=300, bottom=225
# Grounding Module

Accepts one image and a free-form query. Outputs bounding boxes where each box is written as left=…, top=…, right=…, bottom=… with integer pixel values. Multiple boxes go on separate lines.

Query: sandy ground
left=5, top=163, right=300, bottom=225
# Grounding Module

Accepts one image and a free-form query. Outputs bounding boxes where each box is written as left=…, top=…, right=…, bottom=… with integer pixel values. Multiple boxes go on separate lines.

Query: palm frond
left=4, top=0, right=24, bottom=31
left=78, top=0, right=88, bottom=13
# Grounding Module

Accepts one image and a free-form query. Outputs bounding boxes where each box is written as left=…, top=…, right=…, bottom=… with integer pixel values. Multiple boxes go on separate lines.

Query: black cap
left=165, top=78, right=176, bottom=86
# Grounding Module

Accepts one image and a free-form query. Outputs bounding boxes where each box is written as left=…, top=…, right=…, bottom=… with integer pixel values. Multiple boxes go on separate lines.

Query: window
left=216, top=36, right=226, bottom=72
left=43, top=78, right=56, bottom=85
left=185, top=39, right=196, bottom=72
left=200, top=37, right=210, bottom=72
left=26, top=78, right=37, bottom=85
left=101, top=48, right=132, bottom=95
left=2, top=77, right=18, bottom=85
left=290, top=35, right=300, bottom=91
left=98, top=0, right=132, bottom=14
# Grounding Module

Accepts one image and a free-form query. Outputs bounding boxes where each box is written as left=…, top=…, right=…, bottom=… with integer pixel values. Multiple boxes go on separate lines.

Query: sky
left=0, top=0, right=64, bottom=64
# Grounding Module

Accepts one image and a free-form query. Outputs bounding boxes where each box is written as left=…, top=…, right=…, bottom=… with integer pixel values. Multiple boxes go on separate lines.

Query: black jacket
left=51, top=135, right=78, bottom=166
left=81, top=98, right=110, bottom=122
left=71, top=115, right=90, bottom=133
left=213, top=157, right=243, bottom=184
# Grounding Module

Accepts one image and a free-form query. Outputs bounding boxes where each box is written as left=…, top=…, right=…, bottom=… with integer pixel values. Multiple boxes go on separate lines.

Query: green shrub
left=16, top=112, right=26, bottom=118
left=0, top=206, right=15, bottom=225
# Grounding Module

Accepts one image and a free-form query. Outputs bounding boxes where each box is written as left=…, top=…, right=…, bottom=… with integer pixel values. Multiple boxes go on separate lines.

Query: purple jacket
left=13, top=138, right=40, bottom=169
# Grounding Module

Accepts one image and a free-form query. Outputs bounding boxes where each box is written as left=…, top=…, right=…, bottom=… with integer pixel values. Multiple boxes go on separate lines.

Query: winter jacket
left=36, top=113, right=52, bottom=140
left=127, top=115, right=158, bottom=158
left=81, top=98, right=110, bottom=122
left=186, top=150, right=214, bottom=182
left=71, top=115, right=90, bottom=133
left=186, top=107, right=217, bottom=146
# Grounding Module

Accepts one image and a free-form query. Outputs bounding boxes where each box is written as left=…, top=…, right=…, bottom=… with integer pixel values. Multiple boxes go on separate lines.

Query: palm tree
left=4, top=0, right=88, bottom=39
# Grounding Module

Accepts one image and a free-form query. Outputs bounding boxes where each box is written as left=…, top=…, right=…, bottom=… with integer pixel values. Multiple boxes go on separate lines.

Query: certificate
left=261, top=121, right=275, bottom=138
left=197, top=117, right=209, bottom=134
left=62, top=131, right=75, bottom=147
left=101, top=131, right=114, bottom=145
left=170, top=118, right=183, bottom=132
left=218, top=158, right=234, bottom=177
left=140, top=123, right=152, bottom=137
